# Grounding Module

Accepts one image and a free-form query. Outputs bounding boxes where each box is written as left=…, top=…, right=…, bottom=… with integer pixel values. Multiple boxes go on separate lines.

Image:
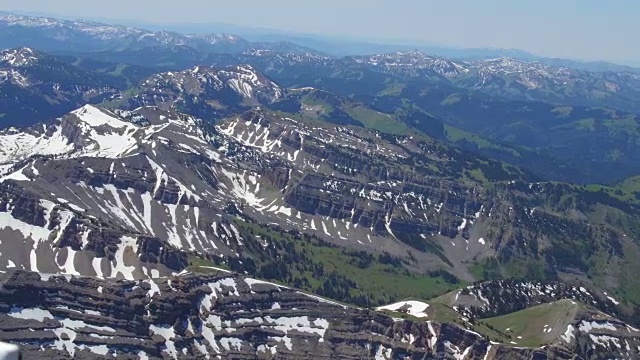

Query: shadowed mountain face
left=0, top=47, right=122, bottom=127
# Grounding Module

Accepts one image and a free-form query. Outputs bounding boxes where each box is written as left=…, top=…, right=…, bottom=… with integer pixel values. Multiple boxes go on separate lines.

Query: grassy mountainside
left=370, top=80, right=640, bottom=185
left=482, top=300, right=580, bottom=347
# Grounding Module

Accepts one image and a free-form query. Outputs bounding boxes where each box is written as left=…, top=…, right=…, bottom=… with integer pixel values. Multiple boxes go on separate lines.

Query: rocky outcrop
left=2, top=270, right=636, bottom=359
left=0, top=178, right=187, bottom=278
left=449, top=280, right=624, bottom=322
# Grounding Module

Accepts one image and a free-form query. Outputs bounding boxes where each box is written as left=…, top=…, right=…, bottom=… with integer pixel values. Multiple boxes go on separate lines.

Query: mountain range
left=1, top=12, right=640, bottom=359
left=0, top=13, right=321, bottom=56
left=11, top=10, right=640, bottom=72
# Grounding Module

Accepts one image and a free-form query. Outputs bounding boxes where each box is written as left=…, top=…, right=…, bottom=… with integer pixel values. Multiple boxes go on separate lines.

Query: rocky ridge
left=1, top=105, right=640, bottom=358
left=0, top=104, right=491, bottom=279
left=0, top=13, right=316, bottom=56
left=1, top=104, right=640, bottom=296
left=2, top=269, right=640, bottom=359
left=126, top=65, right=284, bottom=120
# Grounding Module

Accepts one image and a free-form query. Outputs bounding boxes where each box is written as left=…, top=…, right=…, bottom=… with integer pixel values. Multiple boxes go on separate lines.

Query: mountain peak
left=356, top=50, right=470, bottom=77
left=197, top=33, right=244, bottom=44
left=482, top=56, right=525, bottom=65
left=130, top=64, right=283, bottom=116
left=0, top=47, right=41, bottom=67
left=399, top=49, right=428, bottom=56
left=71, top=104, right=134, bottom=130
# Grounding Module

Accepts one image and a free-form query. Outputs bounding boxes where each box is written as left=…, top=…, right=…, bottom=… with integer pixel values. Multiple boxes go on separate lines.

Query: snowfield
left=376, top=300, right=430, bottom=318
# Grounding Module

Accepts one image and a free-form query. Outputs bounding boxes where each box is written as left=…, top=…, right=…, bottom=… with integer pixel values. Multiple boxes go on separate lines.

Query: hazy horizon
left=2, top=0, right=639, bottom=65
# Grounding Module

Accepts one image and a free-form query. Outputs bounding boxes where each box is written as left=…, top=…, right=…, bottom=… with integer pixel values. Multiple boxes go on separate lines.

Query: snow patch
left=376, top=301, right=430, bottom=318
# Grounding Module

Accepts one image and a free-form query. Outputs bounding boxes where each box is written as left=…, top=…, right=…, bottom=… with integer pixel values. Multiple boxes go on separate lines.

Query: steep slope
left=0, top=105, right=639, bottom=357
left=4, top=104, right=640, bottom=305
left=0, top=105, right=252, bottom=272
left=0, top=104, right=493, bottom=283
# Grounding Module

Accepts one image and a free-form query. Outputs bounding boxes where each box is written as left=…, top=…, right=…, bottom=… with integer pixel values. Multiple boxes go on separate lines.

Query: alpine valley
left=0, top=12, right=640, bottom=360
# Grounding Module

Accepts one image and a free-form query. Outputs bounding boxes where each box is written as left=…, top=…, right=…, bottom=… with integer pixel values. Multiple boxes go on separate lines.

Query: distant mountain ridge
left=0, top=12, right=322, bottom=56
left=3, top=10, right=639, bottom=73
left=54, top=12, right=640, bottom=71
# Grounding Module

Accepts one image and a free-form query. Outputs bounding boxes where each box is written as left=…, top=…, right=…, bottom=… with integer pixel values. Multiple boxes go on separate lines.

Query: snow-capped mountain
left=124, top=65, right=284, bottom=120
left=143, top=65, right=283, bottom=102
left=0, top=47, right=103, bottom=87
left=0, top=47, right=50, bottom=85
left=0, top=105, right=142, bottom=165
left=238, top=49, right=639, bottom=113
left=352, top=50, right=640, bottom=93
left=0, top=46, right=39, bottom=67
left=4, top=11, right=638, bottom=112
left=190, top=33, right=245, bottom=45
left=0, top=13, right=232, bottom=50
left=355, top=50, right=470, bottom=78
left=242, top=48, right=331, bottom=64
left=468, top=57, right=579, bottom=89
left=0, top=102, right=489, bottom=283
left=224, top=49, right=640, bottom=113
left=0, top=102, right=636, bottom=301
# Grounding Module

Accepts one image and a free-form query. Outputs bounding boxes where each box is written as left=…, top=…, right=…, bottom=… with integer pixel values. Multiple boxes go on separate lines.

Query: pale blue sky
left=2, top=0, right=639, bottom=64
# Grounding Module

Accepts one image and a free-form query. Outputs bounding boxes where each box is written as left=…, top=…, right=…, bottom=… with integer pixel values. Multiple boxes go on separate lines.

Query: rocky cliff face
left=1, top=105, right=639, bottom=291
left=0, top=104, right=499, bottom=280
left=2, top=269, right=638, bottom=359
